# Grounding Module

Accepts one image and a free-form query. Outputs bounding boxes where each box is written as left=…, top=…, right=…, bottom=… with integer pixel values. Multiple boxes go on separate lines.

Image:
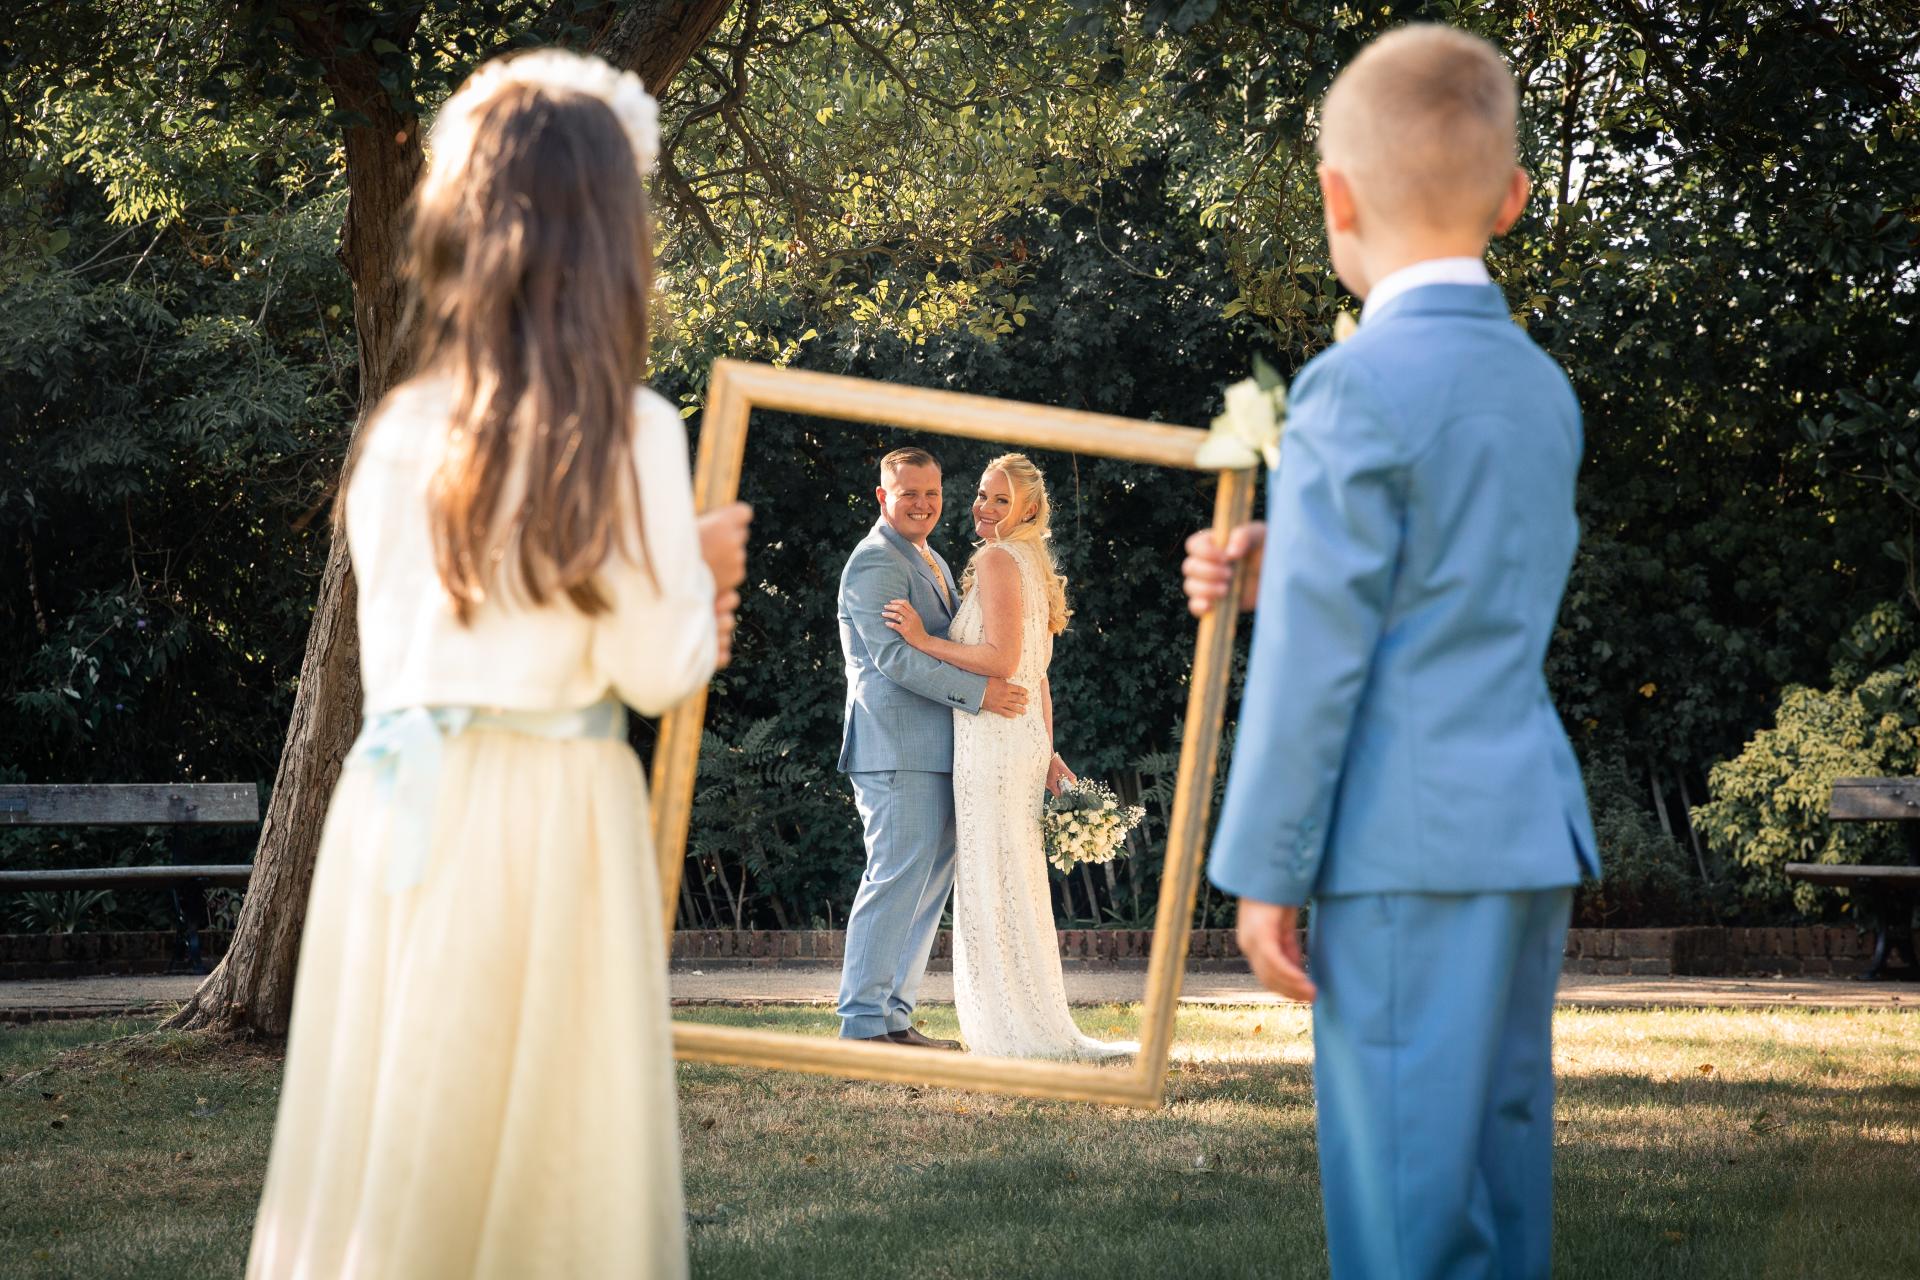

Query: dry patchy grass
left=1, top=1006, right=1914, bottom=1279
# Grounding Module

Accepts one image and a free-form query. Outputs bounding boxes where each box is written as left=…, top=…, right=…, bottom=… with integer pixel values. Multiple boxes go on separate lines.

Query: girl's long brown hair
left=341, top=68, right=655, bottom=624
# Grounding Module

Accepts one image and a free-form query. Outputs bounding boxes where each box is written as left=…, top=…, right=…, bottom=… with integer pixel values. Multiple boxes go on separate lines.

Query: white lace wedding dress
left=949, top=540, right=1134, bottom=1061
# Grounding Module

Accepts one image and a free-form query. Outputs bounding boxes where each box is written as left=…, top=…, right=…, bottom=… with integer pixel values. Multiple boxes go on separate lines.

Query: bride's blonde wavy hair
left=963, top=452, right=1071, bottom=635
left=336, top=56, right=656, bottom=624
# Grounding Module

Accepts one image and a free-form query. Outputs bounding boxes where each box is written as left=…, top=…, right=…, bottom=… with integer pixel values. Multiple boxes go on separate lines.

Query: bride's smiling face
left=972, top=469, right=1027, bottom=541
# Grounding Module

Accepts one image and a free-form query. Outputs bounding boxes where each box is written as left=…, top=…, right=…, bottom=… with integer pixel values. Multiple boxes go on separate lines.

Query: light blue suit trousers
left=839, top=769, right=957, bottom=1038
left=1312, top=889, right=1572, bottom=1280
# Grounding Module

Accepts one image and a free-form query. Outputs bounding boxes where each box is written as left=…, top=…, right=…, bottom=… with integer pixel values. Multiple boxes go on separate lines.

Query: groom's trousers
left=1310, top=887, right=1573, bottom=1280
left=837, top=769, right=957, bottom=1039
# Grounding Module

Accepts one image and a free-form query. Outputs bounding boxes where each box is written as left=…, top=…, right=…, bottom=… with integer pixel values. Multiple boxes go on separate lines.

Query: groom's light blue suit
left=1209, top=283, right=1600, bottom=1279
left=836, top=518, right=987, bottom=1039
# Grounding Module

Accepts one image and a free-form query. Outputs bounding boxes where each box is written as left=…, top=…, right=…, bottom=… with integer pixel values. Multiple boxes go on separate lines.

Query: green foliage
left=5, top=888, right=120, bottom=934
left=4, top=0, right=1918, bottom=932
left=1694, top=605, right=1920, bottom=912
left=1575, top=750, right=1712, bottom=927
left=687, top=718, right=856, bottom=930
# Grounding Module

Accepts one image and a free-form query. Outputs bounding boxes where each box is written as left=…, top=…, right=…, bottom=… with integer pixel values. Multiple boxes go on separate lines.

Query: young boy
left=1182, top=25, right=1599, bottom=1278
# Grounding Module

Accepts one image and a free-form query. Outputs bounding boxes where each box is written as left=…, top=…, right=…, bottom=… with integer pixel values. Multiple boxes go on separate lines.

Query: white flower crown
left=428, top=48, right=659, bottom=177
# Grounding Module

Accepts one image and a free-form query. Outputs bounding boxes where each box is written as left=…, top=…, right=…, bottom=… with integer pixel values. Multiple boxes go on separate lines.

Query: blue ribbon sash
left=344, top=698, right=627, bottom=893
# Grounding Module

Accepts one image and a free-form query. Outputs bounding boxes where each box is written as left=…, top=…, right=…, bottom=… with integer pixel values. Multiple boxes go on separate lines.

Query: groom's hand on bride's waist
left=981, top=677, right=1028, bottom=718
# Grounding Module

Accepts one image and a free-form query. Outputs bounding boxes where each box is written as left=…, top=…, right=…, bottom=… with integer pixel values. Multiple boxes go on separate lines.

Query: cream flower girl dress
left=245, top=380, right=714, bottom=1279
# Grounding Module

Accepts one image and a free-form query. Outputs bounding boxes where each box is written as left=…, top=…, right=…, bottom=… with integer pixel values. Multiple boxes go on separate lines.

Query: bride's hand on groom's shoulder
left=881, top=597, right=927, bottom=647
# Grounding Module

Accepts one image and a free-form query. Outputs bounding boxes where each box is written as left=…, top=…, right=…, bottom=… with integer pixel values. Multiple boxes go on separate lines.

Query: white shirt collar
left=1360, top=257, right=1492, bottom=325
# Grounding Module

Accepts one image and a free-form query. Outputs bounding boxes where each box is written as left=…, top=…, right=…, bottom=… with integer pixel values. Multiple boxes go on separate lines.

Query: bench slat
left=1828, top=777, right=1920, bottom=822
left=0, top=866, right=254, bottom=889
left=1783, top=862, right=1920, bottom=888
left=0, top=784, right=259, bottom=826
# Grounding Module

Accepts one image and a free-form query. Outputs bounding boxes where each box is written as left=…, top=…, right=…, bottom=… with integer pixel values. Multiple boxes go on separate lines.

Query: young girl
left=246, top=50, right=747, bottom=1279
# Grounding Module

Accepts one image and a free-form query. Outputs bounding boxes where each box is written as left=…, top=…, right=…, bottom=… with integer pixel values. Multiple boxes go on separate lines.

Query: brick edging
left=666, top=926, right=1881, bottom=978
left=0, top=925, right=1882, bottom=979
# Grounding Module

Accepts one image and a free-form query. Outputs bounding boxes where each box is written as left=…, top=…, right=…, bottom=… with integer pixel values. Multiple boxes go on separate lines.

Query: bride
left=882, top=453, right=1134, bottom=1061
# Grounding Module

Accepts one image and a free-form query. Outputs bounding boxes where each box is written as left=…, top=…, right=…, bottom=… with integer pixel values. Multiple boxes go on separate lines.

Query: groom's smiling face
left=876, top=462, right=944, bottom=546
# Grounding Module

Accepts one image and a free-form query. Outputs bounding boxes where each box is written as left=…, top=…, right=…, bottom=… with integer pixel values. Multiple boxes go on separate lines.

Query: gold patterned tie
left=917, top=544, right=951, bottom=609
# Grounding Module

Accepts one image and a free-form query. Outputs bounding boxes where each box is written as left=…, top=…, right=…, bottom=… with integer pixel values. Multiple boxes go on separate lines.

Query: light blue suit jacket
left=1209, top=284, right=1600, bottom=906
left=838, top=520, right=987, bottom=774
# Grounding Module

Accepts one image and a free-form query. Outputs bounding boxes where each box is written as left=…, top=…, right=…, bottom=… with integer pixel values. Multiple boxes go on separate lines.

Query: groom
left=836, top=446, right=1028, bottom=1047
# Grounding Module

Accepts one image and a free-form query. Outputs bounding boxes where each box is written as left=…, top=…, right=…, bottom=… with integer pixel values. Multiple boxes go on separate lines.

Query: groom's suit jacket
left=837, top=520, right=987, bottom=774
left=1209, top=283, right=1601, bottom=907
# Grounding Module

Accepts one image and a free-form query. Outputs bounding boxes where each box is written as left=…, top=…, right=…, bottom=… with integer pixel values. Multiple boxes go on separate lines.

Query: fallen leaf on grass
left=1664, top=1231, right=1686, bottom=1243
left=48, top=1116, right=66, bottom=1130
left=802, top=1154, right=818, bottom=1166
left=699, top=1117, right=716, bottom=1131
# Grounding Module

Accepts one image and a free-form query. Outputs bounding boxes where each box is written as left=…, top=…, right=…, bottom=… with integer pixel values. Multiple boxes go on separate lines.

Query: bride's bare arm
left=1042, top=679, right=1075, bottom=793
left=881, top=547, right=1022, bottom=678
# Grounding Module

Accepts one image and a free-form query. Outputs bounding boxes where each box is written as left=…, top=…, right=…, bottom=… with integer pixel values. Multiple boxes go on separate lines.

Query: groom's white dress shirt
left=1360, top=256, right=1492, bottom=325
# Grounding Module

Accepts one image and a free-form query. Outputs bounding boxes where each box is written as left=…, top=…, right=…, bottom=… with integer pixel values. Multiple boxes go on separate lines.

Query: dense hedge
left=4, top=1, right=1917, bottom=934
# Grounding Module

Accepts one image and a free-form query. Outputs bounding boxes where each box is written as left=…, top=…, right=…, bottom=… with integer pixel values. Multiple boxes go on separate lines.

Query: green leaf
left=1250, top=352, right=1283, bottom=392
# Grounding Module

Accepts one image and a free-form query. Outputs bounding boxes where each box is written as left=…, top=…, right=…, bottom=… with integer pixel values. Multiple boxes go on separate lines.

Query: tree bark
left=574, top=0, right=738, bottom=87
left=167, top=0, right=735, bottom=1036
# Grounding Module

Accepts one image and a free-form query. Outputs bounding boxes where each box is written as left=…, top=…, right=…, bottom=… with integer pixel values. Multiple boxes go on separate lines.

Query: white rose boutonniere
left=1195, top=353, right=1287, bottom=472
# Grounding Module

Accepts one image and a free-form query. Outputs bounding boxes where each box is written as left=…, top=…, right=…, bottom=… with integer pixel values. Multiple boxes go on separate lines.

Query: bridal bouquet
left=1044, top=779, right=1146, bottom=873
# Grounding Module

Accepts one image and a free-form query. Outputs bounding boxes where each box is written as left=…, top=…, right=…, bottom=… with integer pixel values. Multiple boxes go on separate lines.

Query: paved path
left=2, top=968, right=1912, bottom=1021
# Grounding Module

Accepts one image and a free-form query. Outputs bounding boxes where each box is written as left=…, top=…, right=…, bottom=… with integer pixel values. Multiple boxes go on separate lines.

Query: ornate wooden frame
left=650, top=359, right=1254, bottom=1107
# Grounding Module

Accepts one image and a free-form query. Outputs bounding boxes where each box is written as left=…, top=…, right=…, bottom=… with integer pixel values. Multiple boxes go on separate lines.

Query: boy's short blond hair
left=1318, top=24, right=1519, bottom=233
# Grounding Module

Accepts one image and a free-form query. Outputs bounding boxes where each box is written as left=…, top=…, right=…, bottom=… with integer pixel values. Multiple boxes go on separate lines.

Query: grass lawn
left=1, top=1004, right=1915, bottom=1278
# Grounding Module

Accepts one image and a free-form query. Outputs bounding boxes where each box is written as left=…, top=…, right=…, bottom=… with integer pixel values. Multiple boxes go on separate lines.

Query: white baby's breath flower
left=429, top=49, right=660, bottom=179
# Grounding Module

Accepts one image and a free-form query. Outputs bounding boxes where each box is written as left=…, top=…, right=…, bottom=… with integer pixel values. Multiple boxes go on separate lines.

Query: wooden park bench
left=0, top=784, right=259, bottom=972
left=1785, top=776, right=1920, bottom=981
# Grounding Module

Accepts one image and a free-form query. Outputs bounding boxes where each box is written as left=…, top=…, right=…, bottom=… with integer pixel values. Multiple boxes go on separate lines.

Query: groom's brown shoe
left=890, top=1027, right=962, bottom=1051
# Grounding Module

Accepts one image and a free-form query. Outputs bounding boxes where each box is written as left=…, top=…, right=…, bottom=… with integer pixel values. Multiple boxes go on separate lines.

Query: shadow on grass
left=2, top=1010, right=1915, bottom=1279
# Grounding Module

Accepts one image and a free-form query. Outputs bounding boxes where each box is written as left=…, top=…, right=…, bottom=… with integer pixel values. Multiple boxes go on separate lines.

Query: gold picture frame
left=649, top=359, right=1254, bottom=1108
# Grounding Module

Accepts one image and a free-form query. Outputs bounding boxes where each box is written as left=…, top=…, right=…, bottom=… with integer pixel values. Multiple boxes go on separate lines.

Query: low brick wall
left=1562, top=926, right=1876, bottom=977
left=0, top=930, right=231, bottom=979
left=0, top=925, right=1879, bottom=979
left=669, top=925, right=1879, bottom=977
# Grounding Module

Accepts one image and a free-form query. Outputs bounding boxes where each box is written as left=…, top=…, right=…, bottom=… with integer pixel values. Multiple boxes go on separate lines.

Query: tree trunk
left=167, top=1, right=735, bottom=1036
